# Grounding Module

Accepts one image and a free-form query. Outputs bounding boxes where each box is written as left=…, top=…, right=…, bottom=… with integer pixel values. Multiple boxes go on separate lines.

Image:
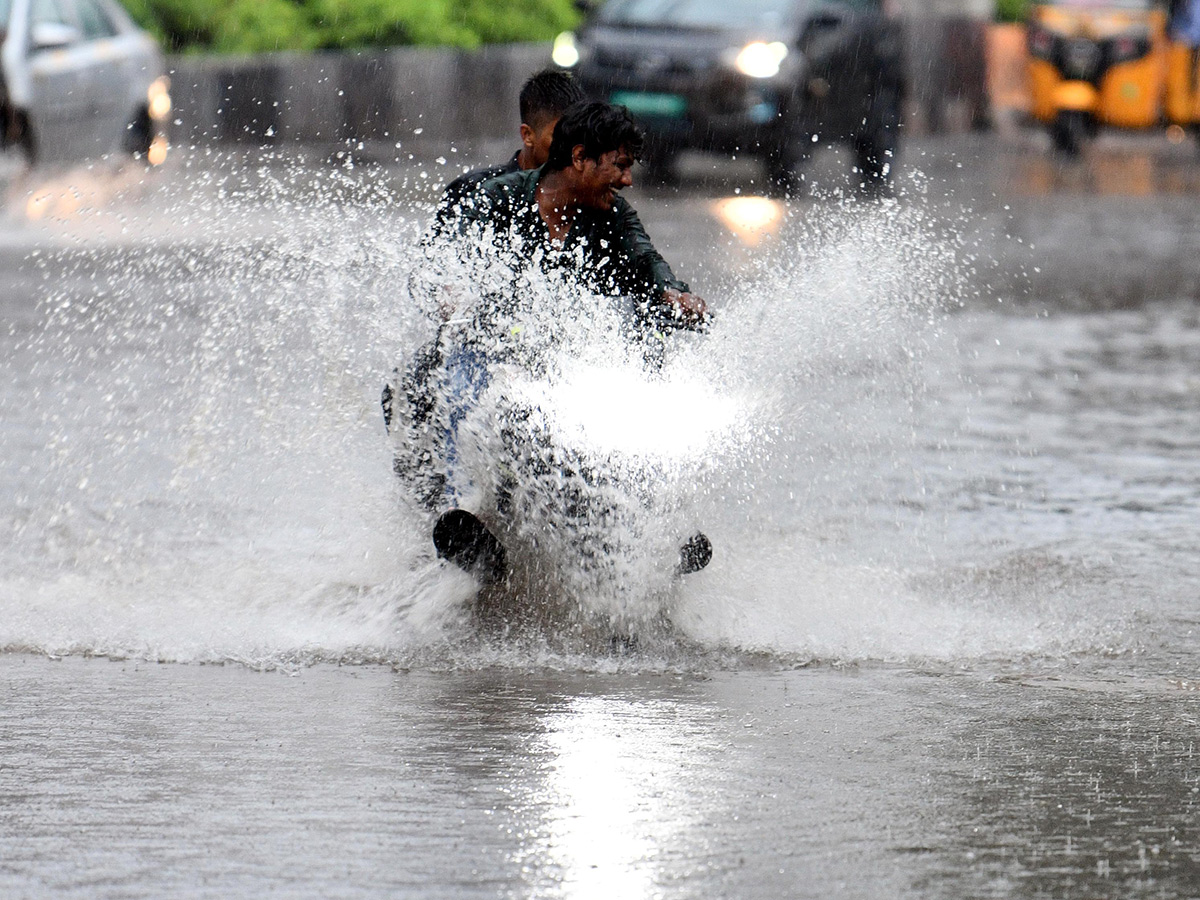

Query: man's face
left=576, top=145, right=635, bottom=211
left=521, top=117, right=560, bottom=168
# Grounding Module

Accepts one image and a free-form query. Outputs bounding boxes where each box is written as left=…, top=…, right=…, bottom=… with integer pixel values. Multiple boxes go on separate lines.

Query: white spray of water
left=0, top=151, right=1125, bottom=668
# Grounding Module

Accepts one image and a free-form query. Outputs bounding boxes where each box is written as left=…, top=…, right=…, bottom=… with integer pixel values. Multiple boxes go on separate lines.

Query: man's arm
left=612, top=198, right=708, bottom=325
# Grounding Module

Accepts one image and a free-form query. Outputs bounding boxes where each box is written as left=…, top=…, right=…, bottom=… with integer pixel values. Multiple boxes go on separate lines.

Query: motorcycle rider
left=415, top=102, right=711, bottom=580
left=386, top=70, right=585, bottom=507
left=448, top=101, right=706, bottom=324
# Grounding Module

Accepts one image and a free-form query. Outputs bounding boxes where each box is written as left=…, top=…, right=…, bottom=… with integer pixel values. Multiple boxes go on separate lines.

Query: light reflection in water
left=536, top=696, right=709, bottom=898
left=148, top=134, right=170, bottom=167
left=710, top=195, right=784, bottom=247
left=1012, top=145, right=1200, bottom=196
left=18, top=164, right=167, bottom=221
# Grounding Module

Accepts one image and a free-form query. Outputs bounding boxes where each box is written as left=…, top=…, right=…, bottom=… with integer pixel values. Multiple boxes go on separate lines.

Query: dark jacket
left=455, top=166, right=689, bottom=303
left=432, top=151, right=522, bottom=231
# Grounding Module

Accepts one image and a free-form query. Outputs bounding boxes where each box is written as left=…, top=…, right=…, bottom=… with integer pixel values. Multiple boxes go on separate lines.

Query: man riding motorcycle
left=394, top=101, right=712, bottom=589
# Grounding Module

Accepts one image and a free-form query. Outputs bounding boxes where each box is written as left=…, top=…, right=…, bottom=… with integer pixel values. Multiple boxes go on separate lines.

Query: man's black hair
left=519, top=69, right=586, bottom=129
left=542, top=101, right=645, bottom=172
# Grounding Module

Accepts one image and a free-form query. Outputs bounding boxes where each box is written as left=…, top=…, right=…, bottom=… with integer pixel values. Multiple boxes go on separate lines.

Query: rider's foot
left=677, top=532, right=712, bottom=575
left=433, top=509, right=508, bottom=584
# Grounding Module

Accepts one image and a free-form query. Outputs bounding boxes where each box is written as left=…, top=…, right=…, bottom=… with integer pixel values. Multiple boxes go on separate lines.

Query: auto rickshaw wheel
left=1052, top=110, right=1090, bottom=157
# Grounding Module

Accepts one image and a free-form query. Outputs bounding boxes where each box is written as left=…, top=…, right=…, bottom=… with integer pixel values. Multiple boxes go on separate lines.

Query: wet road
left=2, top=132, right=1200, bottom=897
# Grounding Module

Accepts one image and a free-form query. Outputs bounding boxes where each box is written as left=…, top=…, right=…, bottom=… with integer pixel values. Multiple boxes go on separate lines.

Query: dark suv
left=554, top=0, right=905, bottom=190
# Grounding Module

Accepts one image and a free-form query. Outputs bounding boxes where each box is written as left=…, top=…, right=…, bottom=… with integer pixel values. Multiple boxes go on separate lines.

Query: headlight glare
left=552, top=31, right=581, bottom=68
left=735, top=41, right=788, bottom=78
left=147, top=75, right=172, bottom=120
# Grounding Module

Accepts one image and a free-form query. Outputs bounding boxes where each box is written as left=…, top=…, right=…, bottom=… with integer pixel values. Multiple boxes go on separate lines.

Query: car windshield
left=596, top=0, right=797, bottom=29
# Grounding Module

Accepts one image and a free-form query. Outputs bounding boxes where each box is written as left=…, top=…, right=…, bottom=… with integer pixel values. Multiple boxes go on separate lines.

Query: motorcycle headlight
left=734, top=41, right=789, bottom=79
left=552, top=31, right=581, bottom=68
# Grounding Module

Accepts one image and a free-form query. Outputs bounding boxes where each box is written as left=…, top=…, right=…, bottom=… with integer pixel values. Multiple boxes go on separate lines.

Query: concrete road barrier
left=166, top=27, right=997, bottom=159
left=168, top=44, right=548, bottom=160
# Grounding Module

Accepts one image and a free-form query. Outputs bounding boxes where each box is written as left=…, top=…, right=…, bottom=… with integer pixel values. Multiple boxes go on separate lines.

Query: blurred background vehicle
left=1026, top=0, right=1168, bottom=154
left=1026, top=0, right=1200, bottom=155
left=552, top=0, right=906, bottom=191
left=0, top=0, right=170, bottom=165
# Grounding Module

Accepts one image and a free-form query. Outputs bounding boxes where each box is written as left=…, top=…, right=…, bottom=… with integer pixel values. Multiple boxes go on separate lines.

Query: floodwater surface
left=1, top=135, right=1199, bottom=897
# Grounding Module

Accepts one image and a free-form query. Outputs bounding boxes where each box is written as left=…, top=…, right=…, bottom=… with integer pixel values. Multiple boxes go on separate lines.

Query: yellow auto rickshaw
left=1027, top=0, right=1170, bottom=153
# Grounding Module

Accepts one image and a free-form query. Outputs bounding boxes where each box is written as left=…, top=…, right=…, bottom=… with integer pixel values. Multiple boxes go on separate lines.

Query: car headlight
left=552, top=31, right=581, bottom=68
left=148, top=75, right=172, bottom=121
left=734, top=41, right=788, bottom=79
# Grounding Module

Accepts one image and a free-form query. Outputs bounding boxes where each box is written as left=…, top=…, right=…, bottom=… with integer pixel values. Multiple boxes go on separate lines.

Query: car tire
left=854, top=84, right=901, bottom=195
left=765, top=115, right=814, bottom=197
left=2, top=107, right=35, bottom=163
left=765, top=144, right=808, bottom=197
left=124, top=106, right=154, bottom=158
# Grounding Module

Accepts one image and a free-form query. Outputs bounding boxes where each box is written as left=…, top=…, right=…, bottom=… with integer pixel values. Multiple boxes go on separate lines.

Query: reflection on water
left=709, top=196, right=785, bottom=247
left=5, top=657, right=1200, bottom=898
left=8, top=161, right=170, bottom=222
left=1009, top=140, right=1200, bottom=196
left=537, top=695, right=705, bottom=898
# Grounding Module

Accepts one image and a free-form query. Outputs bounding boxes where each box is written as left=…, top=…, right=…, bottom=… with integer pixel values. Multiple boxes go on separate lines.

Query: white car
left=1, top=0, right=170, bottom=164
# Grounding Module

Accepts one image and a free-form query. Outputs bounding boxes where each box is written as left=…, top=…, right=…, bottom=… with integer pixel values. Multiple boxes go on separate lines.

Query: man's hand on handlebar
left=662, top=288, right=709, bottom=327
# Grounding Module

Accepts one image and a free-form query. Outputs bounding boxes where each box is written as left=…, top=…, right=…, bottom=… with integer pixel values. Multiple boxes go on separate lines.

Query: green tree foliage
left=121, top=0, right=581, bottom=53
left=994, top=0, right=1030, bottom=22
left=310, top=0, right=475, bottom=47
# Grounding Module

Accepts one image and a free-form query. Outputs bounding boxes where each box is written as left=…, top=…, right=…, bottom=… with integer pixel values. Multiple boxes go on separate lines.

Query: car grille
left=592, top=47, right=713, bottom=78
left=580, top=42, right=784, bottom=136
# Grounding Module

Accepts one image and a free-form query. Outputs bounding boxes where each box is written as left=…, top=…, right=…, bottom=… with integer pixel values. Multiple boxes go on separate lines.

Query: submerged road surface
left=1, top=133, right=1200, bottom=898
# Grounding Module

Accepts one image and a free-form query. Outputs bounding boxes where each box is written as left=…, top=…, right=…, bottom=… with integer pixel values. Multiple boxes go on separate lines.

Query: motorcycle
left=383, top=310, right=726, bottom=637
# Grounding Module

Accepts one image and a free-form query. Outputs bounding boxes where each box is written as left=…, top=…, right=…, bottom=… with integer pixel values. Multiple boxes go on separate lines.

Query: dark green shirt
left=454, top=166, right=690, bottom=304
left=431, top=150, right=521, bottom=234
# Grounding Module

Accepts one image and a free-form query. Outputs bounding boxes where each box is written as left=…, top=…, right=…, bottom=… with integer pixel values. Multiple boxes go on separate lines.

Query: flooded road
left=2, top=133, right=1199, bottom=897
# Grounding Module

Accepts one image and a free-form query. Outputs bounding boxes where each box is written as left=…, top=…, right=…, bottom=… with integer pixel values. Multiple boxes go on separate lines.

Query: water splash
left=0, top=150, right=1128, bottom=668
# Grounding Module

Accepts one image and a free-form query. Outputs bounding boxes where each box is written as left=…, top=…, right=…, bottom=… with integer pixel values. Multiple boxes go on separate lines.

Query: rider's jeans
left=441, top=344, right=490, bottom=506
